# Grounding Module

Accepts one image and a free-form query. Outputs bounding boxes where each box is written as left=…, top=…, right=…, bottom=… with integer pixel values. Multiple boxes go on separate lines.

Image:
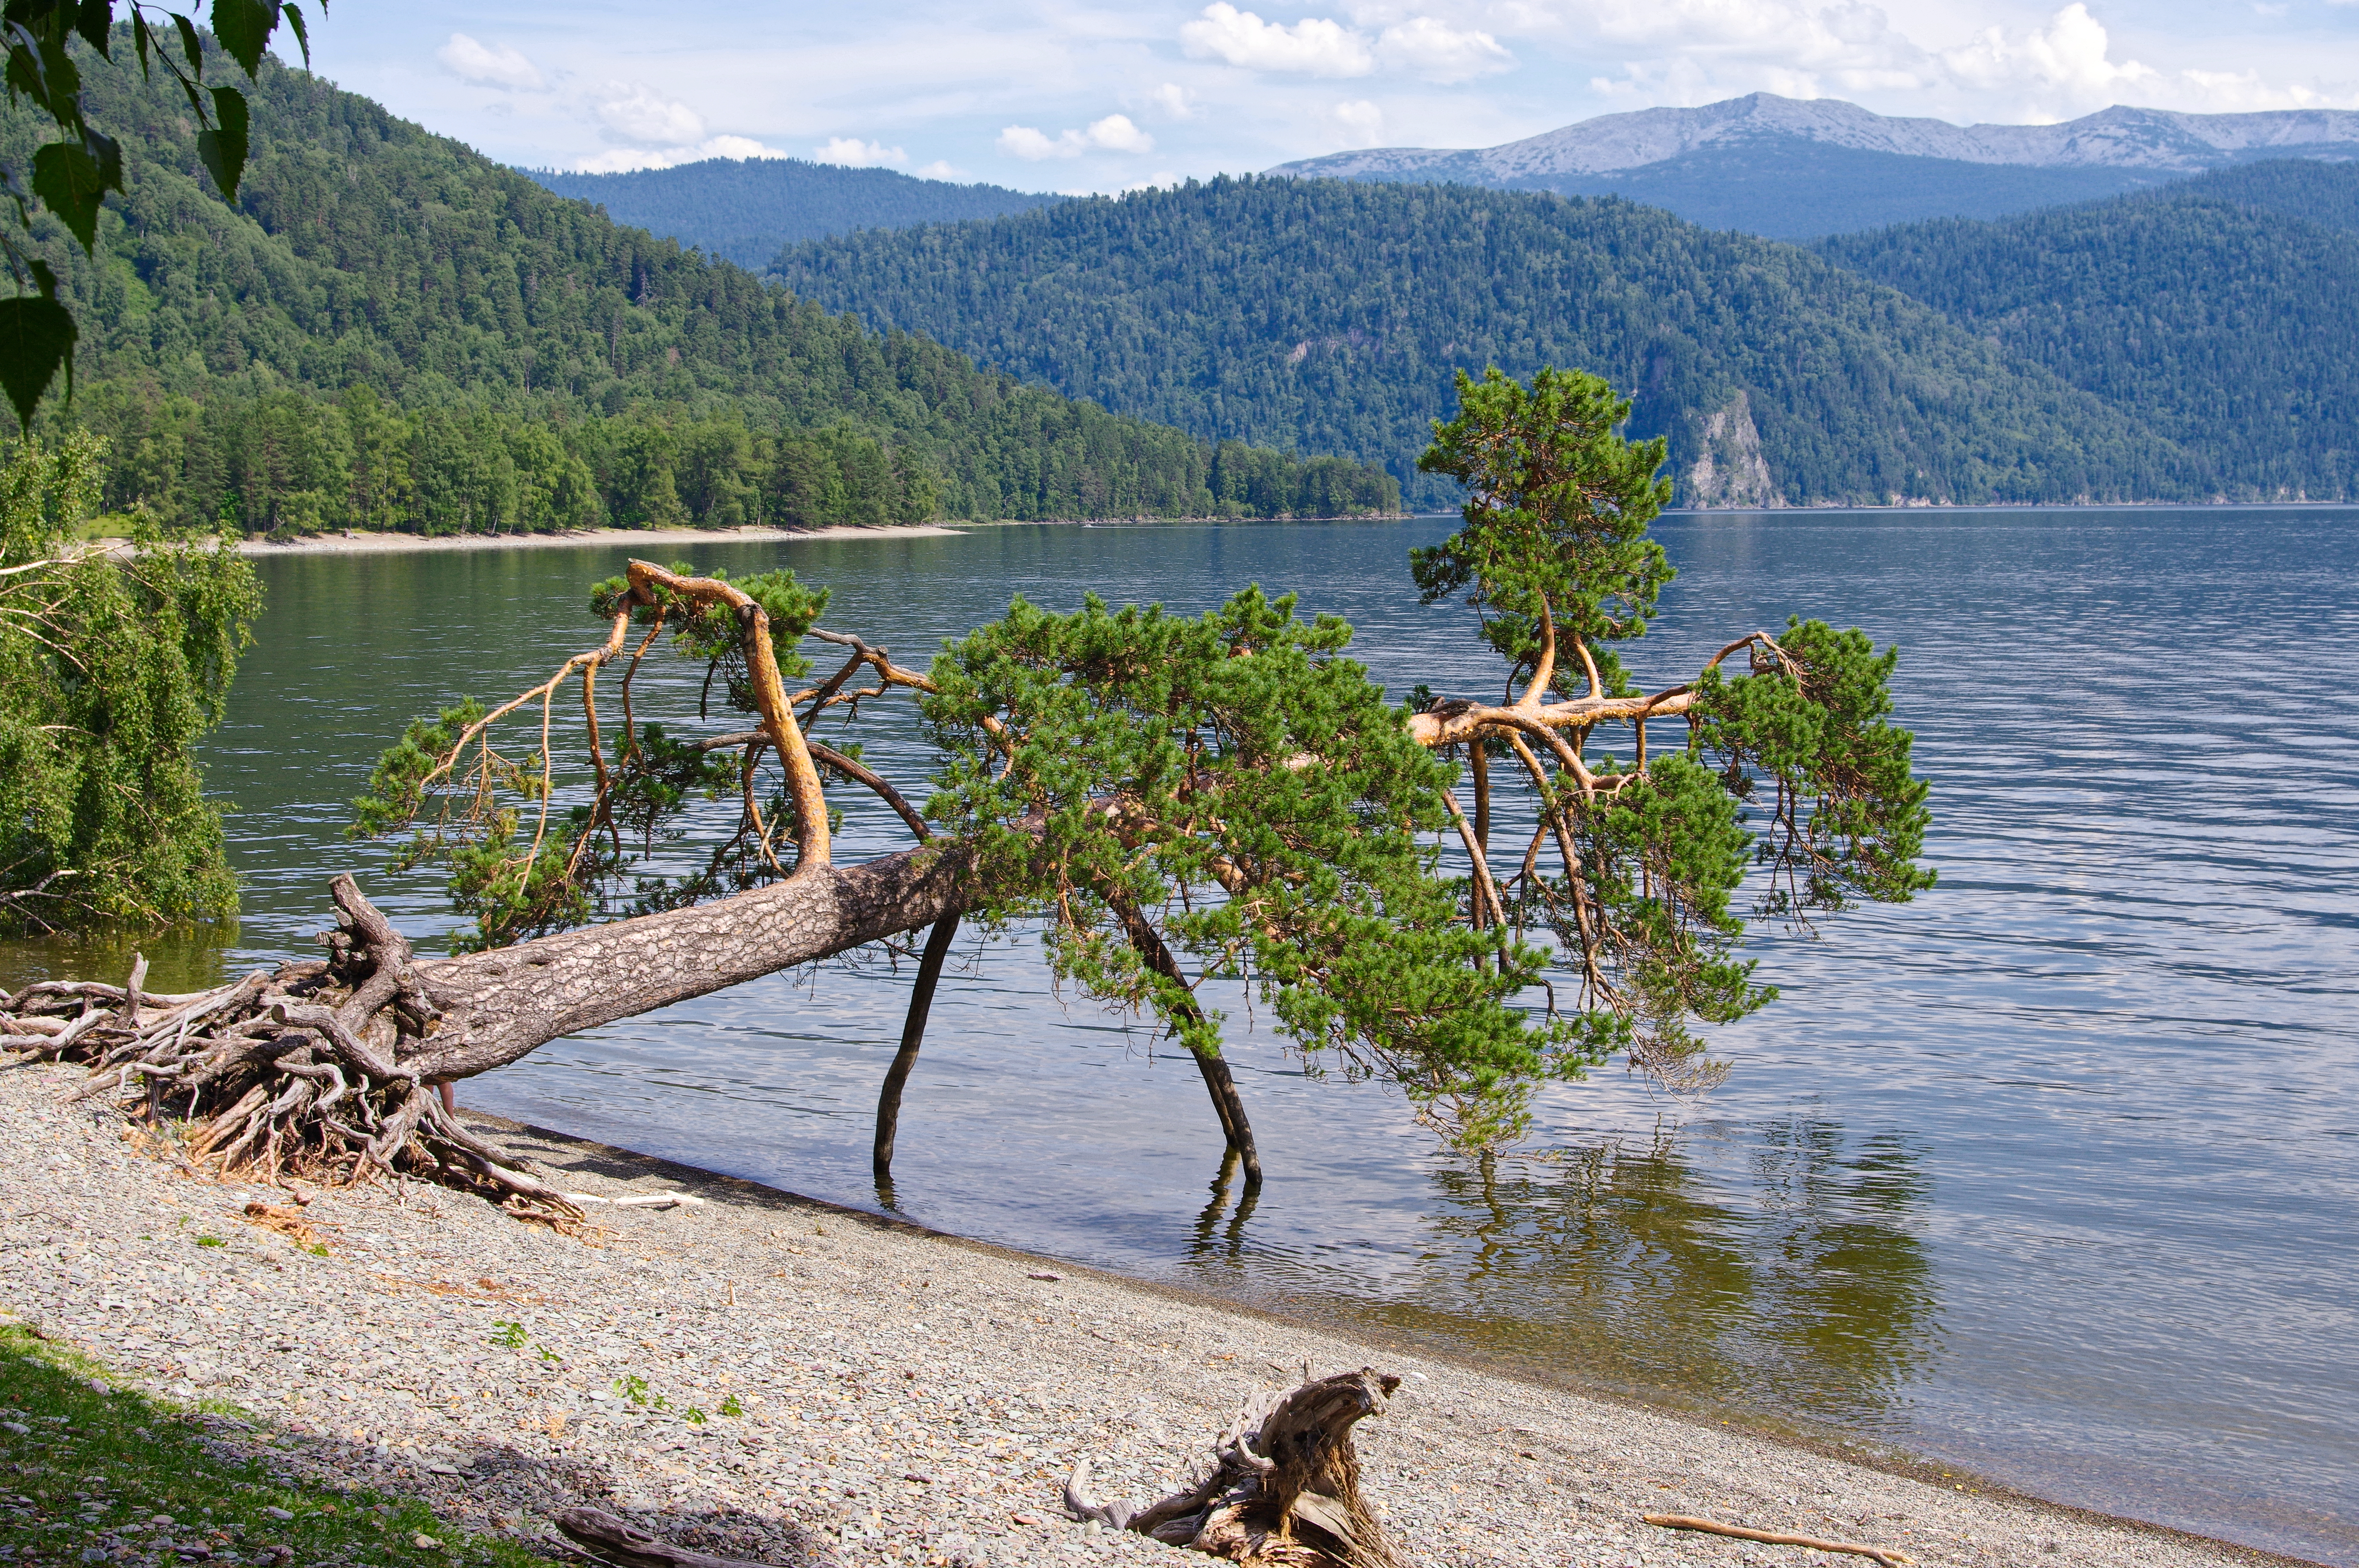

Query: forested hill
left=2148, top=159, right=2359, bottom=235
left=13, top=43, right=1392, bottom=534
left=526, top=160, right=1063, bottom=271
left=1814, top=162, right=2359, bottom=501
left=772, top=175, right=2185, bottom=509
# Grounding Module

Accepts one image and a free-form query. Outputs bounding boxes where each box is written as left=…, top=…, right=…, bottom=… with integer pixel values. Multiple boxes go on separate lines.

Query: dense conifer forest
left=8, top=45, right=1394, bottom=534
left=771, top=175, right=2192, bottom=509
left=1816, top=162, right=2359, bottom=499
left=2164, top=159, right=2359, bottom=235
left=1325, top=142, right=2166, bottom=241
left=528, top=159, right=1063, bottom=271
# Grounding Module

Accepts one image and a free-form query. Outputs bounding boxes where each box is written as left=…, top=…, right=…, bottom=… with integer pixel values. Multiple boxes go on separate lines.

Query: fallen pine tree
left=2, top=366, right=1934, bottom=1224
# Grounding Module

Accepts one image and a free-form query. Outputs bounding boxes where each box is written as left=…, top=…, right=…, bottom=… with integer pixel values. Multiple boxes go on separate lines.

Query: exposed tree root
left=1068, top=1368, right=1407, bottom=1568
left=0, top=874, right=582, bottom=1221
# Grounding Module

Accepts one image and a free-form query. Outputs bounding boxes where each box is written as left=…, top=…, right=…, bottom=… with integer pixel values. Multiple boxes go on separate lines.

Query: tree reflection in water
left=1193, top=1116, right=1938, bottom=1430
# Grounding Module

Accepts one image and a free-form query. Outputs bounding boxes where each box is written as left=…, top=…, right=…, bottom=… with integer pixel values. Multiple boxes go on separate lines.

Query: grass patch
left=0, top=1327, right=562, bottom=1568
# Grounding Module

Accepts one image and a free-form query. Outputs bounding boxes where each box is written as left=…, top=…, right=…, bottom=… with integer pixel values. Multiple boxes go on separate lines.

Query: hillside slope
left=2161, top=159, right=2359, bottom=234
left=1815, top=162, right=2359, bottom=500
left=773, top=175, right=2185, bottom=508
left=526, top=159, right=1062, bottom=270
left=14, top=43, right=1391, bottom=531
left=1485, top=143, right=2161, bottom=240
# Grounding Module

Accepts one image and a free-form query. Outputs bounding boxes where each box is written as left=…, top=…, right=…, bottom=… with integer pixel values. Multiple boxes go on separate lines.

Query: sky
left=296, top=0, right=2359, bottom=191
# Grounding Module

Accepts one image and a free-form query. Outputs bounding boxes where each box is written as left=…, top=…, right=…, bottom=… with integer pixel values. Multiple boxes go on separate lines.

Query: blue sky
left=297, top=0, right=2359, bottom=189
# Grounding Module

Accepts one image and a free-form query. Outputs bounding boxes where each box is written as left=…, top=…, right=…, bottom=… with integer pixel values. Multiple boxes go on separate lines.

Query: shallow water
left=8, top=511, right=2355, bottom=1564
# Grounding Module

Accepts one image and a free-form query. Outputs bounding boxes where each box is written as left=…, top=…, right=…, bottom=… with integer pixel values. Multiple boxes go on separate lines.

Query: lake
left=8, top=509, right=2355, bottom=1564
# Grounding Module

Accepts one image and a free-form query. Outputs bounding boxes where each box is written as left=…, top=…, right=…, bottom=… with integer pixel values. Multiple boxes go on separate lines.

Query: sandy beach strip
left=222, top=524, right=970, bottom=558
left=0, top=1058, right=2300, bottom=1568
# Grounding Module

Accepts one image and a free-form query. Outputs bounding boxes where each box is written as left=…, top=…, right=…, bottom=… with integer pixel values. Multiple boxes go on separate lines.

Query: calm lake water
left=9, top=511, right=2356, bottom=1564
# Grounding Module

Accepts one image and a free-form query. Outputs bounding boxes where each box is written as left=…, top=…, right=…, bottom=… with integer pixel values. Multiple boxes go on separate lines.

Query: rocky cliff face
left=1682, top=392, right=1783, bottom=510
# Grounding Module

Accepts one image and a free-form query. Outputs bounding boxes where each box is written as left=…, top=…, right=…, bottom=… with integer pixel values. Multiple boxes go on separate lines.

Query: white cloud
left=813, top=136, right=909, bottom=167
left=915, top=160, right=966, bottom=181
left=998, top=114, right=1157, bottom=159
left=1149, top=82, right=1197, bottom=119
left=1329, top=98, right=1387, bottom=145
left=1376, top=18, right=1512, bottom=83
left=1556, top=0, right=2359, bottom=120
left=997, top=125, right=1067, bottom=159
left=591, top=83, right=707, bottom=145
left=1944, top=4, right=2154, bottom=103
left=569, top=135, right=785, bottom=174
left=1181, top=4, right=1375, bottom=77
left=1089, top=113, right=1156, bottom=152
left=436, top=33, right=544, bottom=92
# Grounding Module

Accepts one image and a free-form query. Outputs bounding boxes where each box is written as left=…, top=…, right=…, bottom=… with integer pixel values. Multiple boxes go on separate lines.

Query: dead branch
left=1643, top=1513, right=1913, bottom=1567
left=625, top=561, right=831, bottom=872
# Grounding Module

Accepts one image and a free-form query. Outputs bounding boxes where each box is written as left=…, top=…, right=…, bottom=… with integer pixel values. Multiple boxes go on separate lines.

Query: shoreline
left=76, top=498, right=2359, bottom=560
left=487, top=1114, right=2325, bottom=1568
left=218, top=515, right=1424, bottom=558
left=0, top=1058, right=2315, bottom=1568
left=82, top=517, right=1413, bottom=560
left=227, top=524, right=970, bottom=557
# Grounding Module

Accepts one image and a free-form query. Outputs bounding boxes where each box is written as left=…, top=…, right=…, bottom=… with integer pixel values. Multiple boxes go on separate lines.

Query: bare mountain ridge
left=1272, top=94, right=2359, bottom=183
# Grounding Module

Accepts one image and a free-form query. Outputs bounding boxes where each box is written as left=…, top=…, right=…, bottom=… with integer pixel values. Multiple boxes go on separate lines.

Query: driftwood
left=1644, top=1512, right=1914, bottom=1566
left=555, top=1507, right=829, bottom=1568
left=1068, top=1368, right=1407, bottom=1568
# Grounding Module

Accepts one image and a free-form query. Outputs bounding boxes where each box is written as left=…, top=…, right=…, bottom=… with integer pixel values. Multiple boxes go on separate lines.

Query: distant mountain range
left=525, top=159, right=1063, bottom=270
left=1269, top=94, right=2359, bottom=237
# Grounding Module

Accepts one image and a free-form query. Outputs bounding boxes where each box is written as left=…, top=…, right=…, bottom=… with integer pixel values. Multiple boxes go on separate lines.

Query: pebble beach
left=0, top=1057, right=2297, bottom=1568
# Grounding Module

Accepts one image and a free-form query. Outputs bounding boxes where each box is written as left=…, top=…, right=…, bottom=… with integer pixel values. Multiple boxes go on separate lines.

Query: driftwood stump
left=1068, top=1368, right=1407, bottom=1568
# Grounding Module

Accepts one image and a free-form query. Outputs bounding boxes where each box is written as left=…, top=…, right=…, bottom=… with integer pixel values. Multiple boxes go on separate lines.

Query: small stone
left=411, top=1535, right=440, bottom=1550
left=1010, top=1512, right=1043, bottom=1526
left=261, top=1509, right=293, bottom=1522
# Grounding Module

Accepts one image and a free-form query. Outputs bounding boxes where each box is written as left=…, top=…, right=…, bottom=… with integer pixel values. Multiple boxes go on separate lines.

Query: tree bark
left=1192, top=1049, right=1263, bottom=1187
left=1108, top=891, right=1263, bottom=1185
left=874, top=912, right=959, bottom=1178
left=403, top=842, right=969, bottom=1082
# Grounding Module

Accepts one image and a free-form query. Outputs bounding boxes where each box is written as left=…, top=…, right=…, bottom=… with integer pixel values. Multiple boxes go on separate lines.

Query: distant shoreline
left=223, top=523, right=969, bottom=557
left=89, top=498, right=2349, bottom=561
left=82, top=516, right=1422, bottom=559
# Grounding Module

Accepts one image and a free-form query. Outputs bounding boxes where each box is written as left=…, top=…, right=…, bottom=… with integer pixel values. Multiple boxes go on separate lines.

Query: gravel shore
left=0, top=1057, right=2293, bottom=1568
